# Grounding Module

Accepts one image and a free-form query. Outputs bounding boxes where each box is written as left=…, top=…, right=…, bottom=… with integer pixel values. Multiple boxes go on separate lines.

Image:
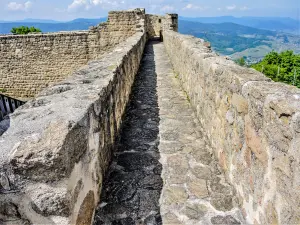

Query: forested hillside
left=178, top=20, right=300, bottom=63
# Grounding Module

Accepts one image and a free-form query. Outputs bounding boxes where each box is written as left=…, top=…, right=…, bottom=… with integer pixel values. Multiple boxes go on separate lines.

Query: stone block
left=245, top=115, right=268, bottom=164
left=232, top=93, right=248, bottom=114
left=187, top=178, right=209, bottom=198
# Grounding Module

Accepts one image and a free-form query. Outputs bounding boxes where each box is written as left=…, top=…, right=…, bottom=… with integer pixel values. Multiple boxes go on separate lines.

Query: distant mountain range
left=179, top=16, right=300, bottom=34
left=0, top=16, right=299, bottom=34
left=178, top=20, right=300, bottom=63
left=0, top=16, right=299, bottom=63
left=0, top=18, right=107, bottom=34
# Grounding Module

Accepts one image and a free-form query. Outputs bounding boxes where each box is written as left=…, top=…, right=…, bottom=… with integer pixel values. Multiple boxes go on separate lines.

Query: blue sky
left=0, top=0, right=299, bottom=21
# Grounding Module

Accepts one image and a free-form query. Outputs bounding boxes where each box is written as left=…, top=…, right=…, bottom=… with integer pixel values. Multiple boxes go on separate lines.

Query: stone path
left=93, top=41, right=163, bottom=225
left=155, top=42, right=245, bottom=225
left=94, top=41, right=245, bottom=225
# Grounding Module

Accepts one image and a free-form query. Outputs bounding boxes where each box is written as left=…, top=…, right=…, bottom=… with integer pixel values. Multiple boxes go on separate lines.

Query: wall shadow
left=0, top=116, right=10, bottom=137
left=93, top=41, right=163, bottom=225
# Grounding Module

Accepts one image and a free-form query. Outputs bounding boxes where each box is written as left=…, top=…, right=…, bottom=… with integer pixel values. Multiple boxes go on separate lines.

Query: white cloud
left=240, top=6, right=249, bottom=11
left=160, top=5, right=174, bottom=12
left=226, top=4, right=236, bottom=10
left=182, top=4, right=208, bottom=11
left=183, top=4, right=193, bottom=9
left=92, top=0, right=102, bottom=5
left=217, top=7, right=222, bottom=11
left=68, top=0, right=90, bottom=11
left=7, top=1, right=32, bottom=11
left=67, top=0, right=125, bottom=12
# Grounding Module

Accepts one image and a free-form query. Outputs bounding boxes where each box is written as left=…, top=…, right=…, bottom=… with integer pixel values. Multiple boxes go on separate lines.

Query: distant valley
left=178, top=20, right=300, bottom=63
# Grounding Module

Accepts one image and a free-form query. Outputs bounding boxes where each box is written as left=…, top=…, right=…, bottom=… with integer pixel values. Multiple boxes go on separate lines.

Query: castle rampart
left=0, top=8, right=299, bottom=225
left=163, top=30, right=300, bottom=224
left=0, top=9, right=143, bottom=100
left=0, top=29, right=146, bottom=225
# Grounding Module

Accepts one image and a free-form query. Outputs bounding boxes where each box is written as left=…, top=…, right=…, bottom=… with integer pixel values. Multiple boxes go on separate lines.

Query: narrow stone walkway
left=155, top=42, right=245, bottom=225
left=93, top=41, right=163, bottom=225
left=94, top=41, right=245, bottom=225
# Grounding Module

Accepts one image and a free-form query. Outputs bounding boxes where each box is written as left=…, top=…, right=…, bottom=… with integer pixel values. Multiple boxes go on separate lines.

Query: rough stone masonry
left=0, top=8, right=299, bottom=225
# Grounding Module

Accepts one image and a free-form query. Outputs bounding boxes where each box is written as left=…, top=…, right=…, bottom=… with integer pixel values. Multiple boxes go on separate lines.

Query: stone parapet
left=0, top=9, right=144, bottom=100
left=0, top=31, right=146, bottom=224
left=163, top=30, right=300, bottom=225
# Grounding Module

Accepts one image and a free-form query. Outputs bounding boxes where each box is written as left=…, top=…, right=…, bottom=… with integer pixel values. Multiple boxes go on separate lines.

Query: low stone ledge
left=163, top=30, right=300, bottom=225
left=0, top=31, right=146, bottom=224
left=0, top=31, right=89, bottom=39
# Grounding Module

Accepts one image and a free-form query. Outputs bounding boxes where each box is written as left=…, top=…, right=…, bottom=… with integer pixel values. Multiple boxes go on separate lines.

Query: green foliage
left=11, top=26, right=41, bottom=35
left=251, top=50, right=300, bottom=88
left=0, top=88, right=7, bottom=93
left=235, top=57, right=246, bottom=66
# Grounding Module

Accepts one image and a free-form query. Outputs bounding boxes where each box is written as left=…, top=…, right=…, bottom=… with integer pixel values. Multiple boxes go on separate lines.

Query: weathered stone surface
left=211, top=215, right=241, bottom=224
left=154, top=41, right=243, bottom=224
left=232, top=93, right=248, bottom=114
left=211, top=194, right=234, bottom=211
left=164, top=186, right=189, bottom=205
left=183, top=203, right=208, bottom=220
left=0, top=8, right=299, bottom=225
left=75, top=191, right=95, bottom=225
left=163, top=30, right=300, bottom=224
left=0, top=10, right=147, bottom=224
left=27, top=183, right=70, bottom=217
left=0, top=202, right=21, bottom=221
left=0, top=11, right=143, bottom=100
left=0, top=172, right=10, bottom=190
left=162, top=213, right=182, bottom=225
left=245, top=115, right=268, bottom=164
left=187, top=178, right=209, bottom=198
left=191, top=166, right=212, bottom=180
left=93, top=42, right=163, bottom=224
left=0, top=117, right=10, bottom=136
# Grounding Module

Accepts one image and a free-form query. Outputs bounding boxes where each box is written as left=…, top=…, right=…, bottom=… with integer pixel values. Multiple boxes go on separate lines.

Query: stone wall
left=0, top=9, right=143, bottom=100
left=0, top=32, right=89, bottom=100
left=163, top=30, right=300, bottom=225
left=145, top=13, right=178, bottom=39
left=0, top=26, right=146, bottom=225
left=146, top=14, right=163, bottom=37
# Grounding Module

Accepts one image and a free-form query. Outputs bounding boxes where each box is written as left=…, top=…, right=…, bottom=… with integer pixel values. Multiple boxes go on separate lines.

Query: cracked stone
left=0, top=202, right=21, bottom=220
left=211, top=194, right=234, bottom=211
left=191, top=150, right=213, bottom=165
left=162, top=213, right=182, bottom=225
left=187, top=178, right=209, bottom=198
left=183, top=203, right=208, bottom=219
left=164, top=186, right=188, bottom=205
left=191, top=165, right=212, bottom=180
left=211, top=215, right=241, bottom=224
left=166, top=154, right=189, bottom=183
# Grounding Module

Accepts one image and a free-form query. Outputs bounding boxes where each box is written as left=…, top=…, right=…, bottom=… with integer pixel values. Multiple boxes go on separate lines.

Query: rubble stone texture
left=163, top=30, right=300, bottom=224
left=0, top=10, right=142, bottom=99
left=0, top=8, right=299, bottom=225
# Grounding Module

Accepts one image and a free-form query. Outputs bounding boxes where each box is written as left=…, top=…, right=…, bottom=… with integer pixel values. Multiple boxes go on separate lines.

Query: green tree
left=11, top=26, right=41, bottom=35
left=251, top=50, right=300, bottom=88
left=235, top=57, right=246, bottom=67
